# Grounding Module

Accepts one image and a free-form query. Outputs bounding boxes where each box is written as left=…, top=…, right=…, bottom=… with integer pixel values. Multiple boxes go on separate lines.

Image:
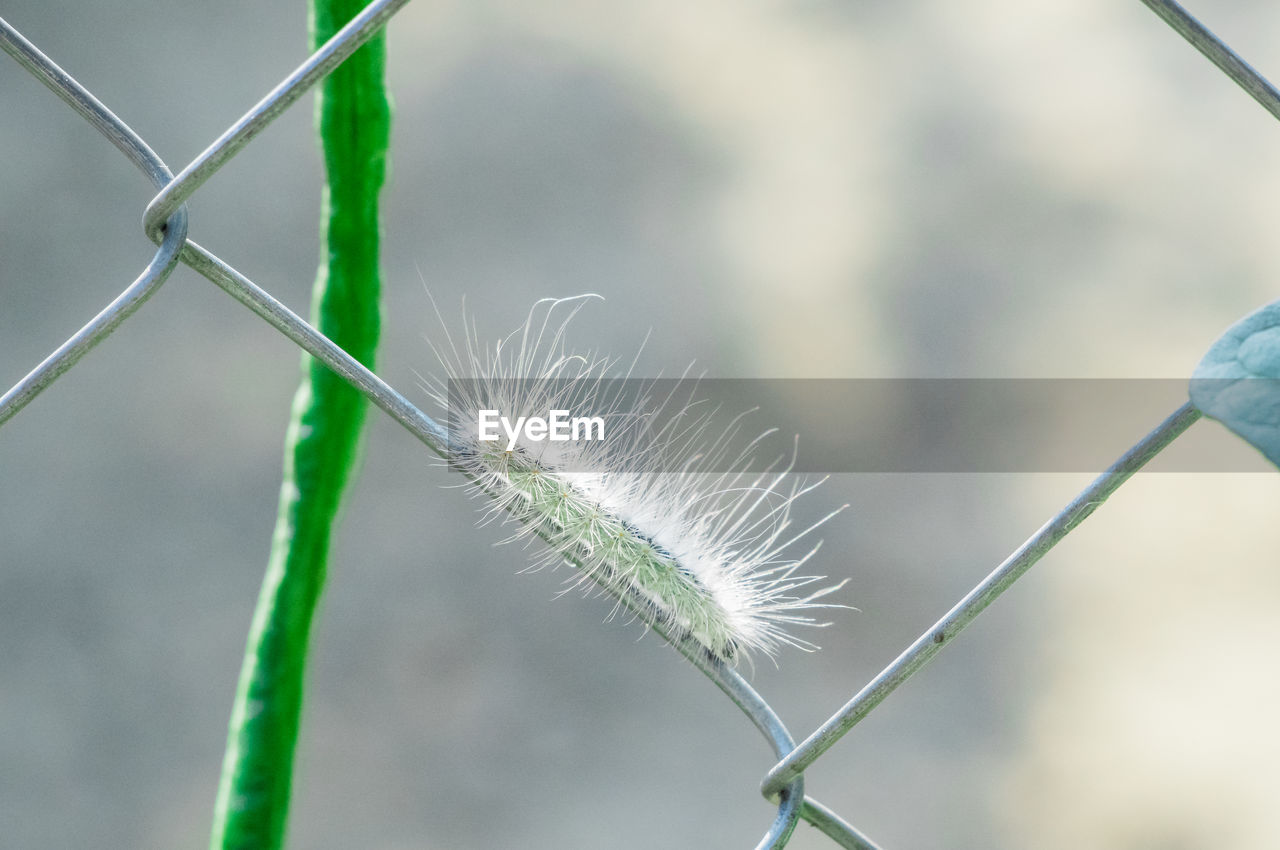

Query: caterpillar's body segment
left=426, top=296, right=846, bottom=665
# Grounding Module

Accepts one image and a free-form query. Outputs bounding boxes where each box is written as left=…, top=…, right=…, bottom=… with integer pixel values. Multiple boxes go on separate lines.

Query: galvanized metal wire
left=1, top=0, right=1274, bottom=846
left=140, top=0, right=411, bottom=243
left=0, top=21, right=189, bottom=428
left=760, top=401, right=1203, bottom=802
left=1138, top=0, right=1280, bottom=122
left=0, top=4, right=858, bottom=847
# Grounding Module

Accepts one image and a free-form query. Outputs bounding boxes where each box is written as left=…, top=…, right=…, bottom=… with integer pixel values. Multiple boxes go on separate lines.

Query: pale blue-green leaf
left=1189, top=300, right=1280, bottom=470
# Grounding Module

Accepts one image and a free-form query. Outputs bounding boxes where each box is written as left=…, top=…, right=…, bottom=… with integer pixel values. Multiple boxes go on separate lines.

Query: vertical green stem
left=209, top=5, right=390, bottom=849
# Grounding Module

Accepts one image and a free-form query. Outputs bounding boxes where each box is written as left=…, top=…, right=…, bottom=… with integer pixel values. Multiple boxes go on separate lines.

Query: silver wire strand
left=801, top=799, right=882, bottom=850
left=141, top=0, right=411, bottom=242
left=690, top=660, right=806, bottom=850
left=11, top=0, right=1268, bottom=845
left=0, top=16, right=189, bottom=428
left=180, top=239, right=452, bottom=451
left=760, top=402, right=1202, bottom=800
left=757, top=0, right=1272, bottom=803
left=188, top=236, right=886, bottom=849
left=2, top=8, right=859, bottom=845
left=1138, top=0, right=1280, bottom=123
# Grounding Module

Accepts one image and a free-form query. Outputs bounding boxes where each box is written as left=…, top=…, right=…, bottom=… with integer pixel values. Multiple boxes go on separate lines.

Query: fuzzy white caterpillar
left=423, top=295, right=846, bottom=665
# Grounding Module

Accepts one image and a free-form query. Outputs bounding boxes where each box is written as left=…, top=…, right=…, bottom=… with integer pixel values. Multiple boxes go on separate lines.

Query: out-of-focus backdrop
left=2, top=1, right=1279, bottom=847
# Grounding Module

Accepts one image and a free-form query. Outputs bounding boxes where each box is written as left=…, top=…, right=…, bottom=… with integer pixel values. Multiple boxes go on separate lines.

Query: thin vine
left=208, top=3, right=390, bottom=847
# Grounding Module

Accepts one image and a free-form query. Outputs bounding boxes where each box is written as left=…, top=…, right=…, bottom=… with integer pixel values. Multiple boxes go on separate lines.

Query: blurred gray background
left=2, top=1, right=1280, bottom=847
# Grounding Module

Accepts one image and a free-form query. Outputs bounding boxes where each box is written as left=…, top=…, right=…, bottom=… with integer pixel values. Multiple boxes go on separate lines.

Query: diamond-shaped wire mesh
left=2, top=2, right=1279, bottom=848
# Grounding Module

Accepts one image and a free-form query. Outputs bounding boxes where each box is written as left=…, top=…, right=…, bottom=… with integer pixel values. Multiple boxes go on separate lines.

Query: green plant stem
left=208, top=4, right=390, bottom=849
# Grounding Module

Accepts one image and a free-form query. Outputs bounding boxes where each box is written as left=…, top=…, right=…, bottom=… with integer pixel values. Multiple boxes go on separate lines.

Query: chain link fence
left=3, top=1, right=1279, bottom=847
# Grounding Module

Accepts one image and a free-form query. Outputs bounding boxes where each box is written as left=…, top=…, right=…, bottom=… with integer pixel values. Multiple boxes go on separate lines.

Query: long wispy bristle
left=422, top=295, right=847, bottom=665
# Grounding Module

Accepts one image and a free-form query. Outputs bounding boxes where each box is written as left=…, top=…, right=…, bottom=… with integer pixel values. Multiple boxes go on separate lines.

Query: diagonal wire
left=801, top=798, right=881, bottom=850
left=1, top=10, right=873, bottom=847
left=193, top=237, right=876, bottom=848
left=0, top=16, right=189, bottom=428
left=183, top=242, right=450, bottom=449
left=18, top=1, right=1253, bottom=844
left=0, top=0, right=413, bottom=428
left=760, top=402, right=1202, bottom=800
left=757, top=0, right=1272, bottom=815
left=141, top=0, right=410, bottom=242
left=0, top=2, right=447, bottom=473
left=683, top=657, right=806, bottom=849
left=1138, top=0, right=1280, bottom=123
